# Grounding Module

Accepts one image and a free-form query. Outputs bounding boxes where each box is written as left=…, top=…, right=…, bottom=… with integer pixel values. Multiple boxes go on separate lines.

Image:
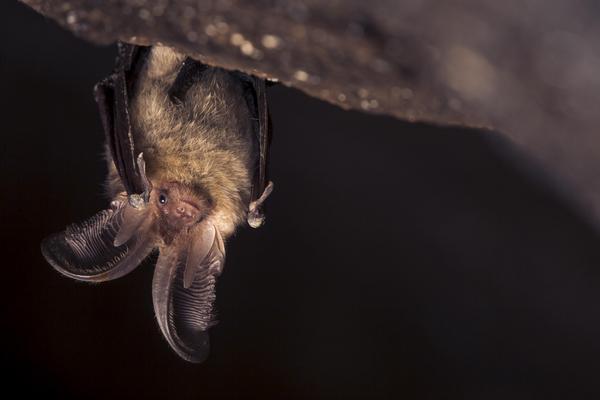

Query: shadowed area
left=3, top=2, right=600, bottom=399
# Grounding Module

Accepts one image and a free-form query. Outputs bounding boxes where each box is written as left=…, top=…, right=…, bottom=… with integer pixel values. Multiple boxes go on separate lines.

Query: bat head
left=152, top=182, right=211, bottom=242
left=41, top=179, right=225, bottom=362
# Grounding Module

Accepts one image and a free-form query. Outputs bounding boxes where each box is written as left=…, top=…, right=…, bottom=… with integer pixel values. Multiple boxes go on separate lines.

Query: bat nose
left=175, top=205, right=194, bottom=219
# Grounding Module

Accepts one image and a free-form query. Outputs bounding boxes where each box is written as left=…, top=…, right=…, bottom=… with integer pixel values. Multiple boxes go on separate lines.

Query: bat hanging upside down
left=41, top=43, right=274, bottom=363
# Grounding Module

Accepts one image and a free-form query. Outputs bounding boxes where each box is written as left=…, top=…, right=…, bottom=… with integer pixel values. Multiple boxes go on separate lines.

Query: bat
left=40, top=43, right=274, bottom=363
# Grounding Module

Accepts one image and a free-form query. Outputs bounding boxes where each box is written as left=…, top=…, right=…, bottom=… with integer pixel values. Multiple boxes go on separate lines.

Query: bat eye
left=159, top=193, right=168, bottom=205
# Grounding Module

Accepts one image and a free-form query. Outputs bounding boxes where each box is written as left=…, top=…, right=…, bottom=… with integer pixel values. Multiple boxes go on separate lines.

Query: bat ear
left=41, top=201, right=157, bottom=282
left=152, top=224, right=225, bottom=363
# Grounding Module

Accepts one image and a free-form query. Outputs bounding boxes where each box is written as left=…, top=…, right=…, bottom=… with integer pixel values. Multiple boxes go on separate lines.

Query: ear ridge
left=152, top=224, right=226, bottom=363
left=41, top=202, right=158, bottom=282
left=183, top=224, right=217, bottom=289
left=152, top=241, right=214, bottom=363
left=209, top=227, right=225, bottom=276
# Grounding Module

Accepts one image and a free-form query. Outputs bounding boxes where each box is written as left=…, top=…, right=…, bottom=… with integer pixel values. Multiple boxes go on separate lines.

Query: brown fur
left=105, top=46, right=255, bottom=238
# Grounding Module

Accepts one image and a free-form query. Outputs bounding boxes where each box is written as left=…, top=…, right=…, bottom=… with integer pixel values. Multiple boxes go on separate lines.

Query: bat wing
left=252, top=76, right=271, bottom=201
left=152, top=224, right=225, bottom=363
left=240, top=74, right=274, bottom=227
left=41, top=202, right=157, bottom=282
left=94, top=43, right=151, bottom=196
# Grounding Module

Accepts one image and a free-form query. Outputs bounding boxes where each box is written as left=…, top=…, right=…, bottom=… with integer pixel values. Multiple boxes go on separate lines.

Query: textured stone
left=20, top=0, right=600, bottom=223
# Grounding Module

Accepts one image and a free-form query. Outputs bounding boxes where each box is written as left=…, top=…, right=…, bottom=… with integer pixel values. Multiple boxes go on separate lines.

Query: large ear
left=152, top=224, right=225, bottom=363
left=41, top=201, right=157, bottom=282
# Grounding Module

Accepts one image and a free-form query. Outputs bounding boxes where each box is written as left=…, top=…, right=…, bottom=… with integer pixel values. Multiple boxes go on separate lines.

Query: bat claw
left=248, top=181, right=274, bottom=228
left=128, top=193, right=146, bottom=209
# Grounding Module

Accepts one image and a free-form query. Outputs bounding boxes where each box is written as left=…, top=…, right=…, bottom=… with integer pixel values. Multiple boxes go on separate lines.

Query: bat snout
left=170, top=200, right=200, bottom=225
left=175, top=204, right=195, bottom=219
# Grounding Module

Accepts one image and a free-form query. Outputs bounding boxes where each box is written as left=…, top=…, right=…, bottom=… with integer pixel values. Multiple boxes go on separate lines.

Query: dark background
left=3, top=2, right=600, bottom=399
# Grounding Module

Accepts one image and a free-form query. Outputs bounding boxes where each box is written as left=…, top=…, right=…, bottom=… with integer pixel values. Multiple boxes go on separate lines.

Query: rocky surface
left=20, top=0, right=600, bottom=224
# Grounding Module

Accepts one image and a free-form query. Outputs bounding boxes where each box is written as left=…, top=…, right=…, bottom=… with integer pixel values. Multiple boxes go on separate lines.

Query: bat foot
left=247, top=181, right=274, bottom=228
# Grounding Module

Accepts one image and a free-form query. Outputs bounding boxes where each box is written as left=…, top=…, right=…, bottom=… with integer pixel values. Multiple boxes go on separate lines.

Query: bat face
left=41, top=43, right=273, bottom=363
left=153, top=182, right=211, bottom=241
